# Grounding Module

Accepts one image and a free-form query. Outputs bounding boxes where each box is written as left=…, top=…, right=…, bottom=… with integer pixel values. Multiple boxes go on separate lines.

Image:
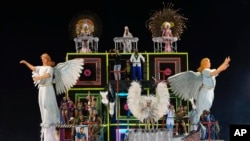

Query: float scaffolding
left=56, top=51, right=197, bottom=141
left=59, top=3, right=224, bottom=140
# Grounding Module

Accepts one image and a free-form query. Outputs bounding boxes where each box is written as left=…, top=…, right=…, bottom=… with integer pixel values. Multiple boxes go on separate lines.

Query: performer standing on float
left=109, top=49, right=121, bottom=80
left=166, top=104, right=175, bottom=136
left=80, top=23, right=92, bottom=53
left=127, top=81, right=170, bottom=130
left=123, top=26, right=133, bottom=53
left=130, top=49, right=145, bottom=81
left=162, top=21, right=173, bottom=52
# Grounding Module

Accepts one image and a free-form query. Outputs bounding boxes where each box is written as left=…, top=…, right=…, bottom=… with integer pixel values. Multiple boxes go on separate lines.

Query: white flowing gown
left=196, top=68, right=217, bottom=120
left=167, top=68, right=218, bottom=126
left=34, top=66, right=60, bottom=141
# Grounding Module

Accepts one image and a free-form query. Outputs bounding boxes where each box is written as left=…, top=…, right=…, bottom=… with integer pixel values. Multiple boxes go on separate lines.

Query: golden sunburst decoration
left=145, top=2, right=188, bottom=39
left=68, top=10, right=102, bottom=39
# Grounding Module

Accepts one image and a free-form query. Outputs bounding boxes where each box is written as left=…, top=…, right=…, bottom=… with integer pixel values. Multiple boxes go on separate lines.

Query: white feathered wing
left=53, top=58, right=84, bottom=94
left=167, top=71, right=202, bottom=101
left=127, top=81, right=170, bottom=122
left=127, top=81, right=144, bottom=122
left=155, top=81, right=170, bottom=121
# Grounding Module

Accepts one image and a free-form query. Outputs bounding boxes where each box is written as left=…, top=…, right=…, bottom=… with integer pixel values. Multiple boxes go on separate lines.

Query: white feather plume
left=127, top=81, right=170, bottom=122
left=109, top=102, right=115, bottom=117
left=100, top=91, right=109, bottom=105
left=167, top=71, right=203, bottom=100
left=53, top=58, right=84, bottom=95
left=32, top=72, right=40, bottom=87
left=155, top=81, right=170, bottom=120
left=127, top=81, right=143, bottom=121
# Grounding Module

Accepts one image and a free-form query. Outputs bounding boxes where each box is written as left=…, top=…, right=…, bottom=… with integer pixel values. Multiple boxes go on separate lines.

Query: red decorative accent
left=84, top=69, right=92, bottom=77
left=164, top=68, right=172, bottom=76
left=202, top=121, right=218, bottom=141
left=75, top=58, right=102, bottom=86
left=59, top=128, right=72, bottom=141
left=154, top=57, right=181, bottom=81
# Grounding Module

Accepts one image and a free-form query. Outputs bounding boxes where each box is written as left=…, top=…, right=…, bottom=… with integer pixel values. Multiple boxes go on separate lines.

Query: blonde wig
left=41, top=53, right=55, bottom=67
left=197, top=57, right=210, bottom=73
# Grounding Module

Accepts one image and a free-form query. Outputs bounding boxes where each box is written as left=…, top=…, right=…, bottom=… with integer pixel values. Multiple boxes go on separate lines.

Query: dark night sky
left=1, top=0, right=250, bottom=141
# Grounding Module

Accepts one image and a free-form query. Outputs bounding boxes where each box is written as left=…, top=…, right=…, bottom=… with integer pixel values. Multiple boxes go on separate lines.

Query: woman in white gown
left=20, top=53, right=60, bottom=141
left=123, top=26, right=133, bottom=53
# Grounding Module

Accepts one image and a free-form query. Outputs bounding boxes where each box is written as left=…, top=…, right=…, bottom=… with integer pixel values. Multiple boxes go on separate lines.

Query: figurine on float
left=20, top=53, right=84, bottom=141
left=167, top=56, right=231, bottom=128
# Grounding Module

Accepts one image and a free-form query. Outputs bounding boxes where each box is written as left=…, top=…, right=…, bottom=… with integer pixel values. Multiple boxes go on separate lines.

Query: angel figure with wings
left=167, top=56, right=230, bottom=127
left=127, top=81, right=170, bottom=130
left=20, top=53, right=84, bottom=141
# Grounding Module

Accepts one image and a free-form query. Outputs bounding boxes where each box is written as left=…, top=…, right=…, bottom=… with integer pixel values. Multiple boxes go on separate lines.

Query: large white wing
left=154, top=81, right=170, bottom=121
left=53, top=58, right=84, bottom=94
left=127, top=81, right=145, bottom=122
left=167, top=71, right=202, bottom=100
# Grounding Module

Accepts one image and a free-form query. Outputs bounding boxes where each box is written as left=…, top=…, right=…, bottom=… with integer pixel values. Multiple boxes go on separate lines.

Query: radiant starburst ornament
left=68, top=10, right=102, bottom=39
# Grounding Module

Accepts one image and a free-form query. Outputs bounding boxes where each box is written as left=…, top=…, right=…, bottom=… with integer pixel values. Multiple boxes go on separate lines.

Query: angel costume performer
left=167, top=57, right=230, bottom=125
left=127, top=81, right=170, bottom=129
left=20, top=53, right=84, bottom=141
